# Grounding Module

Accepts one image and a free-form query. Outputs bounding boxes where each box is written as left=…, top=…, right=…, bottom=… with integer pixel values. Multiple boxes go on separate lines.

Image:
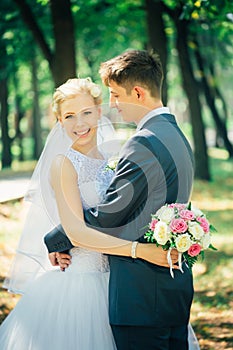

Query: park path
left=0, top=173, right=32, bottom=203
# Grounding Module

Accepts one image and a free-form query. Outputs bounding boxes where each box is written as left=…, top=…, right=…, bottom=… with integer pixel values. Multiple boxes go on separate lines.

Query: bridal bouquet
left=144, top=202, right=217, bottom=277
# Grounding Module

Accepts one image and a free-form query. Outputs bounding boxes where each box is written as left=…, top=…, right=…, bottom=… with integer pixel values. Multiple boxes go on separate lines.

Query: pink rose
left=168, top=203, right=186, bottom=210
left=188, top=243, right=201, bottom=257
left=170, top=218, right=188, bottom=233
left=196, top=217, right=210, bottom=233
left=149, top=219, right=158, bottom=231
left=179, top=210, right=195, bottom=221
left=168, top=203, right=176, bottom=208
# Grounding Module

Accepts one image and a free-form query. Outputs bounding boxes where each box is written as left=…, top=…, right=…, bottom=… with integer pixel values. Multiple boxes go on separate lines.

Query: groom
left=46, top=50, right=194, bottom=349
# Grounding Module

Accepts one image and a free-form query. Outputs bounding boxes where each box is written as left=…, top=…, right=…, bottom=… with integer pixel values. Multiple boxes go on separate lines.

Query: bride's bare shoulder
left=51, top=154, right=72, bottom=168
left=50, top=154, right=78, bottom=185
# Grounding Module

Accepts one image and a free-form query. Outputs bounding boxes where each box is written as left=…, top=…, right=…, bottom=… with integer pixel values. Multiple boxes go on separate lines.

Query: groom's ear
left=133, top=86, right=146, bottom=101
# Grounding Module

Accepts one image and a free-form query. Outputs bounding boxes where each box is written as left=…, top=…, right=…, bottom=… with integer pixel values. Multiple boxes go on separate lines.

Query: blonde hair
left=52, top=78, right=102, bottom=120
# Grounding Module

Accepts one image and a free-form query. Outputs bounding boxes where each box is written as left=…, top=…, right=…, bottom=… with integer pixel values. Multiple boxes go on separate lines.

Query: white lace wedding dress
left=0, top=148, right=117, bottom=350
left=0, top=148, right=200, bottom=350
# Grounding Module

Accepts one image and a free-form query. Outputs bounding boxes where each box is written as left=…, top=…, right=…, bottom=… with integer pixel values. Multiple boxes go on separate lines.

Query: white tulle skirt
left=0, top=250, right=117, bottom=350
left=188, top=323, right=200, bottom=350
left=0, top=246, right=199, bottom=350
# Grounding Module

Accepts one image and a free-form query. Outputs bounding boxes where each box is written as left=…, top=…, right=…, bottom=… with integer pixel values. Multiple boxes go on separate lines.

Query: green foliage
left=0, top=0, right=232, bottom=169
left=37, top=0, right=49, bottom=5
left=73, top=0, right=146, bottom=83
left=164, top=0, right=233, bottom=22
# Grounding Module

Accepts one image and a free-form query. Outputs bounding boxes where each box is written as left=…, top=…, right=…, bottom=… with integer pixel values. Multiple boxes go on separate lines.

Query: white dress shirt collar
left=136, top=107, right=170, bottom=131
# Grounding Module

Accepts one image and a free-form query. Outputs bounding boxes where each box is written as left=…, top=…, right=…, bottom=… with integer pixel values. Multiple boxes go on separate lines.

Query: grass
left=0, top=147, right=233, bottom=349
left=0, top=200, right=26, bottom=324
left=190, top=148, right=233, bottom=350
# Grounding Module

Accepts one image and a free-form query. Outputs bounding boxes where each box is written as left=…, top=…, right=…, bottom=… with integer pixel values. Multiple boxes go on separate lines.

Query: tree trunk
left=50, top=0, right=76, bottom=86
left=194, top=46, right=233, bottom=157
left=12, top=63, right=25, bottom=161
left=214, top=83, right=229, bottom=148
left=145, top=0, right=168, bottom=105
left=14, top=0, right=76, bottom=87
left=175, top=20, right=210, bottom=180
left=31, top=53, right=43, bottom=159
left=0, top=78, right=12, bottom=168
left=13, top=0, right=53, bottom=64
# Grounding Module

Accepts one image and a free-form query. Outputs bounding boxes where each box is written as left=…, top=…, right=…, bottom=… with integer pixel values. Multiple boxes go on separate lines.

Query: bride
left=0, top=78, right=199, bottom=349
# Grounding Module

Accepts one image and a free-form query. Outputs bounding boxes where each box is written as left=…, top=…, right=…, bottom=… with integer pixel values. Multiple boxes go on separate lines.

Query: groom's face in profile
left=108, top=80, right=146, bottom=124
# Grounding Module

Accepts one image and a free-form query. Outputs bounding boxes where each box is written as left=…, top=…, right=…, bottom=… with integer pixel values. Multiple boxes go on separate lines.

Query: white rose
left=90, top=86, right=101, bottom=98
left=108, top=159, right=118, bottom=170
left=201, top=233, right=211, bottom=249
left=190, top=204, right=203, bottom=217
left=175, top=234, right=192, bottom=253
left=189, top=222, right=204, bottom=240
left=156, top=206, right=174, bottom=224
left=153, top=221, right=169, bottom=245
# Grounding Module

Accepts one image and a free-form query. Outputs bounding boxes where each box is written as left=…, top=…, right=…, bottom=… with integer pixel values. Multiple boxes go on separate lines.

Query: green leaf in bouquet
left=183, top=253, right=198, bottom=270
left=200, top=250, right=205, bottom=261
left=209, top=224, right=217, bottom=232
left=144, top=231, right=154, bottom=243
left=209, top=243, right=218, bottom=251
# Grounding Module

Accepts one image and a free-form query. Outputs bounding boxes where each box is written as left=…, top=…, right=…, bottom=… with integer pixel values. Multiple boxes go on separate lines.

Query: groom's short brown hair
left=99, top=49, right=163, bottom=98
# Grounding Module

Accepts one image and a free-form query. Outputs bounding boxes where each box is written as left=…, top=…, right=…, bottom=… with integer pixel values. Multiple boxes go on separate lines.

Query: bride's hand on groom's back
left=49, top=252, right=72, bottom=271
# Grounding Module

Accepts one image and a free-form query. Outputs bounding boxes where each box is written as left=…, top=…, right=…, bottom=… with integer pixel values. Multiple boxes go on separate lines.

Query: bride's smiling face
left=59, top=93, right=100, bottom=154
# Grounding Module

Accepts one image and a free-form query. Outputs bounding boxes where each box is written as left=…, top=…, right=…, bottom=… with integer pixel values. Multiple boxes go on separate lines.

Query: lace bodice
left=67, top=148, right=113, bottom=209
left=65, top=148, right=114, bottom=273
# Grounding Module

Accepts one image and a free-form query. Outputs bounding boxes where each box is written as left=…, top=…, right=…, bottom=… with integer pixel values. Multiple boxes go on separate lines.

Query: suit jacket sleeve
left=84, top=135, right=161, bottom=240
left=44, top=224, right=74, bottom=253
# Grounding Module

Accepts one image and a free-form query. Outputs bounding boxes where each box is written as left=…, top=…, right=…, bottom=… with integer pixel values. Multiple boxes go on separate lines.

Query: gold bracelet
left=131, top=241, right=138, bottom=259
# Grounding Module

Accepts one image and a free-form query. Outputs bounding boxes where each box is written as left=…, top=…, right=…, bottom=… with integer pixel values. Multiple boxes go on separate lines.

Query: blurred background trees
left=0, top=0, right=232, bottom=179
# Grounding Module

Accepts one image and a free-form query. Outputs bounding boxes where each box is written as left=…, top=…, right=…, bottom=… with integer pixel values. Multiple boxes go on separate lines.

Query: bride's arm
left=50, top=155, right=177, bottom=266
